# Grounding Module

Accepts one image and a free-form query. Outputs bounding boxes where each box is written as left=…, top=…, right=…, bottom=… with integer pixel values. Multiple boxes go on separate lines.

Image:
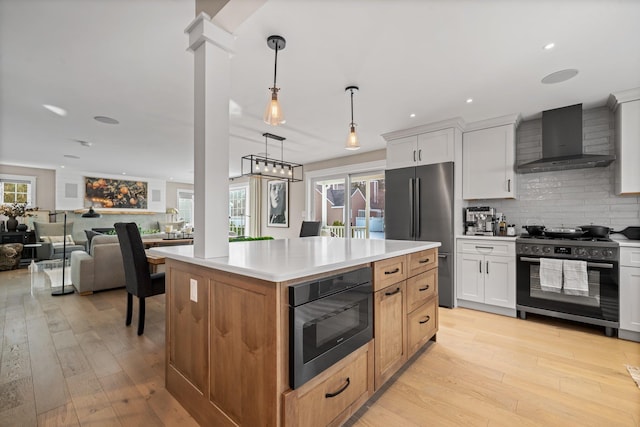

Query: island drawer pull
left=325, top=377, right=350, bottom=398
left=418, top=258, right=430, bottom=264
left=475, top=246, right=494, bottom=250
left=385, top=287, right=401, bottom=296
left=418, top=285, right=430, bottom=292
left=384, top=268, right=400, bottom=275
left=419, top=315, right=431, bottom=324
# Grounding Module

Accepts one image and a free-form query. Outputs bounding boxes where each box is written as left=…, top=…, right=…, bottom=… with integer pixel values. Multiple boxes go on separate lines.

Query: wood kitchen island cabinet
left=152, top=237, right=440, bottom=427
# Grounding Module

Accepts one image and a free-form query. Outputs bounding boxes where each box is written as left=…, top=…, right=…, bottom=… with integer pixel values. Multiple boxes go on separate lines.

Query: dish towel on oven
left=563, top=260, right=589, bottom=296
left=540, top=258, right=563, bottom=293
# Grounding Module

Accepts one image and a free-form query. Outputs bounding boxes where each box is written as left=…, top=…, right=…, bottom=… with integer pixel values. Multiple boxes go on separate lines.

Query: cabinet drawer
left=284, top=341, right=373, bottom=427
left=621, top=247, right=640, bottom=268
left=458, top=240, right=514, bottom=256
left=407, top=298, right=437, bottom=358
left=406, top=269, right=437, bottom=313
left=408, top=248, right=438, bottom=277
left=373, top=255, right=407, bottom=291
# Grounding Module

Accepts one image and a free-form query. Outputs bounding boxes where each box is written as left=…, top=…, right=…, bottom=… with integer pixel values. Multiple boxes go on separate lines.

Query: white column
left=185, top=13, right=234, bottom=258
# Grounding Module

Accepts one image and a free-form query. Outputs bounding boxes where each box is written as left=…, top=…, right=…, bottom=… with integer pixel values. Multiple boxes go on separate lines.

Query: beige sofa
left=70, top=232, right=169, bottom=295
left=70, top=235, right=125, bottom=295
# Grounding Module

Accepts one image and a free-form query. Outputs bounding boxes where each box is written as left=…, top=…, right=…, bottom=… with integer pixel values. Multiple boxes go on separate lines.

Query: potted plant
left=1, top=203, right=37, bottom=232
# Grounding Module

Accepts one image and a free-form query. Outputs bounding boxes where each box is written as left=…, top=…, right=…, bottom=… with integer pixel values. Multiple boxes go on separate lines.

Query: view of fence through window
left=312, top=173, right=385, bottom=239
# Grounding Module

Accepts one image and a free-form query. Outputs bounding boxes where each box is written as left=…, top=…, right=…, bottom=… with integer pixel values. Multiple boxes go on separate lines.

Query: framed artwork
left=84, top=177, right=148, bottom=209
left=267, top=180, right=288, bottom=228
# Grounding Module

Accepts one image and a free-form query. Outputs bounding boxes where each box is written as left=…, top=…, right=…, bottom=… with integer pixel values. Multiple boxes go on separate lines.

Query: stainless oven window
left=528, top=263, right=601, bottom=307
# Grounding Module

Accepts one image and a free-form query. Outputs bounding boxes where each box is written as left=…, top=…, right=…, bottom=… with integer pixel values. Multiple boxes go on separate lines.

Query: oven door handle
left=519, top=256, right=614, bottom=269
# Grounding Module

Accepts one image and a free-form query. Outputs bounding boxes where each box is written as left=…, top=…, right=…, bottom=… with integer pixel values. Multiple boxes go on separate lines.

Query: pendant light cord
left=273, top=45, right=279, bottom=89
left=350, top=88, right=355, bottom=126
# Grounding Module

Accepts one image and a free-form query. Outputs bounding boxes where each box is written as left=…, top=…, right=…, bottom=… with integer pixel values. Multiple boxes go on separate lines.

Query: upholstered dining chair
left=299, top=221, right=322, bottom=237
left=114, top=222, right=165, bottom=335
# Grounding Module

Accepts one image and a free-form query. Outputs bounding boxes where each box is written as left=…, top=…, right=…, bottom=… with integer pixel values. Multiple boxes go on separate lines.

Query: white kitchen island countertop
left=149, top=236, right=441, bottom=282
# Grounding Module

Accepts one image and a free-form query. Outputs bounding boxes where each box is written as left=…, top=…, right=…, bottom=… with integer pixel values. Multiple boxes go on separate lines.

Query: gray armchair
left=33, top=221, right=86, bottom=260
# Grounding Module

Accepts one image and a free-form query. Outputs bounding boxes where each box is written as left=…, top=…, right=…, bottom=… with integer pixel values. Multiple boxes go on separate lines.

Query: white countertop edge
left=150, top=239, right=441, bottom=283
left=456, top=235, right=518, bottom=241
left=616, top=240, right=640, bottom=248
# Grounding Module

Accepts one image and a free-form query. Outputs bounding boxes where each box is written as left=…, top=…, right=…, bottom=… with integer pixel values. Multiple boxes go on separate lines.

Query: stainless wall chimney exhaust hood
left=517, top=104, right=615, bottom=174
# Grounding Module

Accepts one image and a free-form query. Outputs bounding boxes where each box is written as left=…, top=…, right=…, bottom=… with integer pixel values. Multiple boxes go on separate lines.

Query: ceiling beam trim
left=185, top=12, right=235, bottom=54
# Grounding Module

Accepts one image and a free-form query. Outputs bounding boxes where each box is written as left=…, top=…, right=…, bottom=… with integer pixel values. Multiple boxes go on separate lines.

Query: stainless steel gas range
left=516, top=235, right=619, bottom=336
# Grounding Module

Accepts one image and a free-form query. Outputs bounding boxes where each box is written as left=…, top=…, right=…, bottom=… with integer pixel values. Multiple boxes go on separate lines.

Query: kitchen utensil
left=523, top=225, right=546, bottom=236
left=580, top=225, right=611, bottom=238
left=543, top=227, right=585, bottom=239
left=610, top=226, right=640, bottom=240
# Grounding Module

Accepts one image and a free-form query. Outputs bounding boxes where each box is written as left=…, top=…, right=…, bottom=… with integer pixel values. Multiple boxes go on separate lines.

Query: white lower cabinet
left=456, top=239, right=516, bottom=315
left=620, top=246, right=640, bottom=342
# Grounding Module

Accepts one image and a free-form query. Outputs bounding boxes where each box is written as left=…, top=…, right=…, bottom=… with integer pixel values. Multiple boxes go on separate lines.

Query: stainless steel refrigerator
left=385, top=162, right=454, bottom=308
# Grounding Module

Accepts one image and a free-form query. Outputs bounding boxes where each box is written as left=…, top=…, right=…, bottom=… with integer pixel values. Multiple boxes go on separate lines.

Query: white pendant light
left=264, top=35, right=286, bottom=126
left=345, top=86, right=360, bottom=150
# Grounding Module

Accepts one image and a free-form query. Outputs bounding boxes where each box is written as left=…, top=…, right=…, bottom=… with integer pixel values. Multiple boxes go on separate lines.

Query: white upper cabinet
left=610, top=89, right=640, bottom=195
left=386, top=128, right=455, bottom=170
left=463, top=116, right=519, bottom=200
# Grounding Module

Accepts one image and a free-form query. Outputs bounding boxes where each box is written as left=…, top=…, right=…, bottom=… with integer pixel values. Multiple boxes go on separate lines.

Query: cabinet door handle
left=385, top=287, right=401, bottom=296
left=384, top=268, right=400, bottom=275
left=418, top=149, right=422, bottom=161
left=475, top=246, right=494, bottom=250
left=486, top=261, right=489, bottom=274
left=418, top=258, right=430, bottom=264
left=479, top=260, right=482, bottom=273
left=413, top=150, right=416, bottom=162
left=419, top=285, right=430, bottom=292
left=419, top=315, right=431, bottom=324
left=507, top=179, right=511, bottom=193
left=325, top=377, right=350, bottom=398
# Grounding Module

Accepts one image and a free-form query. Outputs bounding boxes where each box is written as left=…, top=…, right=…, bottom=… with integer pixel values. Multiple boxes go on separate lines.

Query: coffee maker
left=465, top=206, right=496, bottom=236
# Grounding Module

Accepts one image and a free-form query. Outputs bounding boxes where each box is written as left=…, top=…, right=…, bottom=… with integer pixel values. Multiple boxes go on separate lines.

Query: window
left=177, top=189, right=193, bottom=224
left=306, top=161, right=386, bottom=240
left=0, top=174, right=36, bottom=207
left=229, top=185, right=249, bottom=236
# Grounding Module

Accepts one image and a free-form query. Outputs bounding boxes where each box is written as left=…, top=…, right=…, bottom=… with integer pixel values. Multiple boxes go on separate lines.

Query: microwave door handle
left=409, top=178, right=414, bottom=238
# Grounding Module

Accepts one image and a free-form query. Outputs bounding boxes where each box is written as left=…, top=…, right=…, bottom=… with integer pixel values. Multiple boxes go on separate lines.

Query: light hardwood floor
left=1, top=268, right=639, bottom=426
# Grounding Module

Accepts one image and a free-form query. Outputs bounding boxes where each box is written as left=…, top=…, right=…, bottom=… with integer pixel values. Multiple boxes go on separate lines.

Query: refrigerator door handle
left=438, top=253, right=447, bottom=258
left=408, top=178, right=414, bottom=238
left=415, top=177, right=421, bottom=238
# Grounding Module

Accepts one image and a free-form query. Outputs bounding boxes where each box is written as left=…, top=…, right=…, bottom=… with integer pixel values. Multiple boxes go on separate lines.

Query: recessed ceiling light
left=60, top=165, right=65, bottom=169
left=122, top=172, right=126, bottom=175
left=466, top=98, right=473, bottom=104
left=43, top=104, right=67, bottom=116
left=543, top=42, right=555, bottom=50
left=541, top=69, right=579, bottom=84
left=94, top=116, right=119, bottom=125
left=409, top=113, right=416, bottom=118
left=63, top=154, right=80, bottom=159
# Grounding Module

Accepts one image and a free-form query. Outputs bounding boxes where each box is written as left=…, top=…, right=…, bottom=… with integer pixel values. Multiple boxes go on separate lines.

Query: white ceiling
left=1, top=0, right=639, bottom=184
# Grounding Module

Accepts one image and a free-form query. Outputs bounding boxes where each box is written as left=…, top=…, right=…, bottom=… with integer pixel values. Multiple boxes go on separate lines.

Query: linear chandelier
left=241, top=133, right=303, bottom=182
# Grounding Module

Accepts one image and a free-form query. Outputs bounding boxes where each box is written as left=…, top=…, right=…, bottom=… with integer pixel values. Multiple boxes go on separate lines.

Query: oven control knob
left=522, top=245, right=530, bottom=253
left=603, top=250, right=614, bottom=258
left=590, top=249, right=600, bottom=257
left=543, top=246, right=551, bottom=254
left=576, top=248, right=587, bottom=256
left=532, top=246, right=541, bottom=253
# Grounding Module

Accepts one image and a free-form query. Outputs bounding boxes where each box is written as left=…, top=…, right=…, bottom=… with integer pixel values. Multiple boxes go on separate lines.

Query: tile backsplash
left=471, top=106, right=640, bottom=232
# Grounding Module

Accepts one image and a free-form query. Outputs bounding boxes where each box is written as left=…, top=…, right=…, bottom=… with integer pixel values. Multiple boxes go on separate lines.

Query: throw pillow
left=41, top=235, right=75, bottom=247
